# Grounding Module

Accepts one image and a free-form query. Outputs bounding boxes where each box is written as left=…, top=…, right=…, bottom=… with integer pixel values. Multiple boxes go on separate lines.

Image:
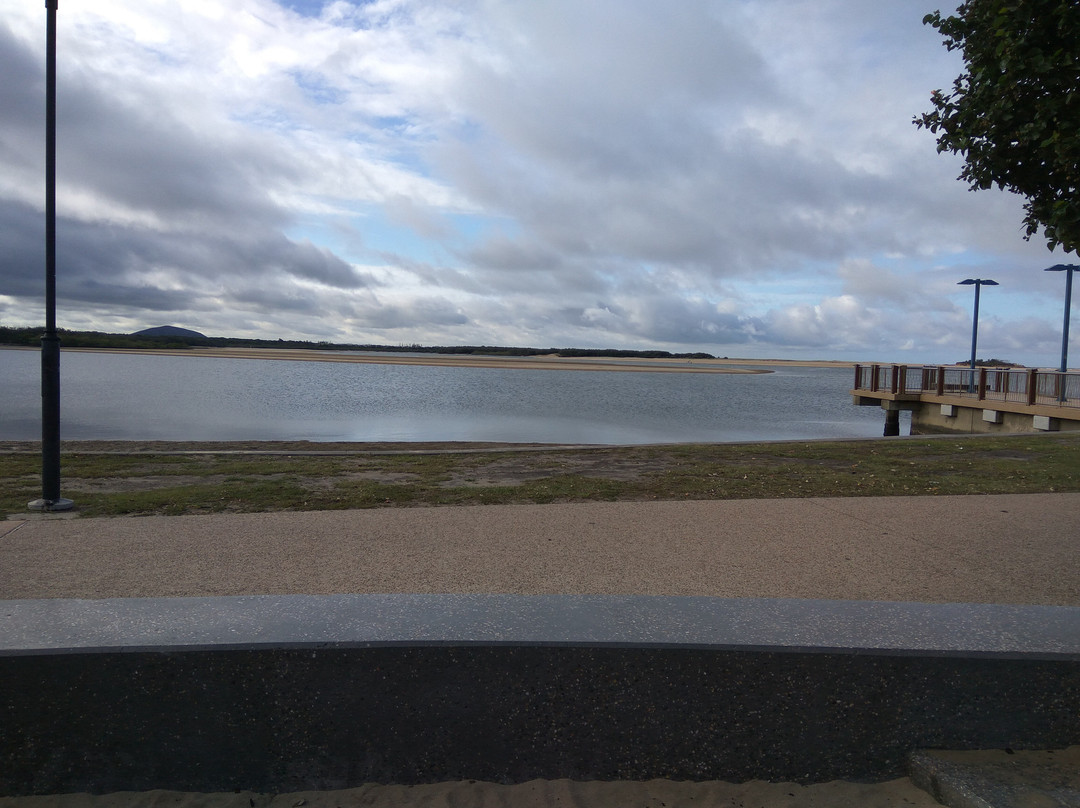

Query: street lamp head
left=1044, top=264, right=1080, bottom=272
left=958, top=278, right=998, bottom=286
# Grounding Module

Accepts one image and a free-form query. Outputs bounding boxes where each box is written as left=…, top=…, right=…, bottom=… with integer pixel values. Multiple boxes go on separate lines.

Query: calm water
left=0, top=349, right=886, bottom=444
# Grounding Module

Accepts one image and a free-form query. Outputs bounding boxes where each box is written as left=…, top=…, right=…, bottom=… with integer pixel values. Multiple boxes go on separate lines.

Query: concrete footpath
left=2, top=492, right=1078, bottom=603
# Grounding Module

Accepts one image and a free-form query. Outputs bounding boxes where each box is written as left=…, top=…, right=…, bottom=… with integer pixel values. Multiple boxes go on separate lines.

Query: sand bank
left=0, top=777, right=942, bottom=808
left=55, top=346, right=770, bottom=372
left=5, top=345, right=860, bottom=372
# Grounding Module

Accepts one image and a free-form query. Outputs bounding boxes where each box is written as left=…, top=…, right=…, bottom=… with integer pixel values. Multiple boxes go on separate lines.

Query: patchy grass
left=2, top=433, right=1078, bottom=519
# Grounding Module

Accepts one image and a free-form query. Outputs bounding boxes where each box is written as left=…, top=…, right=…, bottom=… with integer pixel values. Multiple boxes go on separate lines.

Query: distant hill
left=133, top=326, right=207, bottom=339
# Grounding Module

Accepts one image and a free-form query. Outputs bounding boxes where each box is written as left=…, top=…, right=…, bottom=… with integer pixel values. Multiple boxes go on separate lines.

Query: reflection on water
left=0, top=349, right=884, bottom=444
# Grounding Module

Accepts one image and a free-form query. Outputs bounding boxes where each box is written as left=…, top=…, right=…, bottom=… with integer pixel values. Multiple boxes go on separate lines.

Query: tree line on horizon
left=0, top=326, right=716, bottom=360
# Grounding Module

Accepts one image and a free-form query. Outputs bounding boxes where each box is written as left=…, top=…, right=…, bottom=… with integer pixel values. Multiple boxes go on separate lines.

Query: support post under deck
left=883, top=409, right=900, bottom=437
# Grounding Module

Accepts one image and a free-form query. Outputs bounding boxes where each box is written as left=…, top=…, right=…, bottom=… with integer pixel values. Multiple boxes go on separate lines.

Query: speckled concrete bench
left=2, top=595, right=1079, bottom=795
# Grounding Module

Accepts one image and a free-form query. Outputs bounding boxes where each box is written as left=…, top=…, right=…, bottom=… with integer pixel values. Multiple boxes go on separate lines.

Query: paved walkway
left=4, top=494, right=1080, bottom=807
left=3, top=493, right=1078, bottom=603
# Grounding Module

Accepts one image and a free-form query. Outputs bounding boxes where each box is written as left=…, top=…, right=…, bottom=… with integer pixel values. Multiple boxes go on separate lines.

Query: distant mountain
left=132, top=325, right=207, bottom=339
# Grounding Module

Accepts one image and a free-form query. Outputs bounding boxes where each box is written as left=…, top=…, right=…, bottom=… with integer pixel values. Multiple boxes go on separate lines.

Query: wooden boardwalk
left=851, top=364, right=1080, bottom=435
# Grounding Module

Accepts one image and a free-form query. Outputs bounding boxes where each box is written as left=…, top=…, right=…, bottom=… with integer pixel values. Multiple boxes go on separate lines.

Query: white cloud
left=0, top=0, right=1072, bottom=366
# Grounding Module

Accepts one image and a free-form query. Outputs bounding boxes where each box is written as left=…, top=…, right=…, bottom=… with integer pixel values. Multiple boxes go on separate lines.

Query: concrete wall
left=3, top=595, right=1079, bottom=795
left=910, top=403, right=1080, bottom=435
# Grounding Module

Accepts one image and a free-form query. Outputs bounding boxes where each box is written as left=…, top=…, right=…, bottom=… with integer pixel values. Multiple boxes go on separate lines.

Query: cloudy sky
left=0, top=0, right=1074, bottom=365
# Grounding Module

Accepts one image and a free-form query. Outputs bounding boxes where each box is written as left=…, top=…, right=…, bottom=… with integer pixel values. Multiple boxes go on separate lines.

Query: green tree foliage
left=915, top=1, right=1079, bottom=253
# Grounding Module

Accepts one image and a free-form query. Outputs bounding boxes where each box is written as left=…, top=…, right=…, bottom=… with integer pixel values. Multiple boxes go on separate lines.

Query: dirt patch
left=58, top=469, right=431, bottom=495
left=308, top=471, right=425, bottom=488
left=61, top=474, right=224, bottom=493
left=904, top=450, right=1038, bottom=463
left=970, top=450, right=1039, bottom=461
left=1, top=440, right=568, bottom=455
left=446, top=453, right=662, bottom=487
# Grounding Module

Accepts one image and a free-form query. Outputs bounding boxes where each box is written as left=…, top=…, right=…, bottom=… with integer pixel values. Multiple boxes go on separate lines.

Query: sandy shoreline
left=2, top=345, right=858, bottom=372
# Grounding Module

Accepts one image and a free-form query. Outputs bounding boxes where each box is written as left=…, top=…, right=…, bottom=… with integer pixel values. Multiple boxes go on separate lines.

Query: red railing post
left=936, top=366, right=945, bottom=396
left=871, top=364, right=880, bottom=392
left=854, top=364, right=861, bottom=390
left=1027, top=368, right=1038, bottom=405
left=978, top=367, right=988, bottom=400
left=890, top=365, right=899, bottom=394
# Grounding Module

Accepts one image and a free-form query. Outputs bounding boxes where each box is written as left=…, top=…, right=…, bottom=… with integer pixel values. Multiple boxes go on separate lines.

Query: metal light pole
left=958, top=278, right=998, bottom=393
left=1044, top=264, right=1078, bottom=373
left=29, top=0, right=73, bottom=512
left=1045, top=264, right=1078, bottom=403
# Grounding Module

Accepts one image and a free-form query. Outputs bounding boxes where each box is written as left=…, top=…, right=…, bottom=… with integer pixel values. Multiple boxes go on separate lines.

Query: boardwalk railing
left=853, top=365, right=1080, bottom=409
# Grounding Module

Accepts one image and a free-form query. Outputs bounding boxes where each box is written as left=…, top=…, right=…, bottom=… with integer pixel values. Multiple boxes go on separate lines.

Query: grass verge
left=2, top=433, right=1078, bottom=519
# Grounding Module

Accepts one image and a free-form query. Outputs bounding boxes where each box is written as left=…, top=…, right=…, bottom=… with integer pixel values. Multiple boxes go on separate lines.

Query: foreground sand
left=0, top=777, right=943, bottom=808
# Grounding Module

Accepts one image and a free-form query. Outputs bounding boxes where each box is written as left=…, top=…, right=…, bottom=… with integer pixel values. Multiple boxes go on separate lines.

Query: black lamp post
left=1044, top=264, right=1078, bottom=374
left=28, top=0, right=72, bottom=512
left=958, top=278, right=998, bottom=393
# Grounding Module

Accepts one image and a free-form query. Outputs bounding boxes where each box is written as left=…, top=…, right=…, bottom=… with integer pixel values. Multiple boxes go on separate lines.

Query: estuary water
left=0, top=348, right=885, bottom=444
